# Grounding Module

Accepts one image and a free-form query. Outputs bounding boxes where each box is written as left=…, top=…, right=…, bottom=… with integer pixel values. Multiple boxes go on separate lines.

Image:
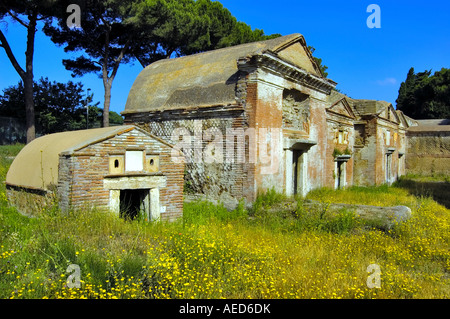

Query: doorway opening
left=120, top=189, right=148, bottom=220
left=386, top=153, right=392, bottom=184
left=335, top=161, right=346, bottom=189
left=292, top=150, right=304, bottom=195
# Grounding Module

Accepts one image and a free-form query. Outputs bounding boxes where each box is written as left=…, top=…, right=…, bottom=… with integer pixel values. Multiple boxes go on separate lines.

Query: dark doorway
left=120, top=189, right=147, bottom=220
left=292, top=150, right=304, bottom=195
left=336, top=161, right=344, bottom=189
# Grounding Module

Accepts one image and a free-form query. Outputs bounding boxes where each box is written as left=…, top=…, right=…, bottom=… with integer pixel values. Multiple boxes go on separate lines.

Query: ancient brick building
left=325, top=91, right=357, bottom=189
left=349, top=99, right=411, bottom=186
left=6, top=33, right=445, bottom=217
left=325, top=91, right=416, bottom=188
left=6, top=125, right=184, bottom=220
left=123, top=34, right=339, bottom=207
left=122, top=33, right=425, bottom=207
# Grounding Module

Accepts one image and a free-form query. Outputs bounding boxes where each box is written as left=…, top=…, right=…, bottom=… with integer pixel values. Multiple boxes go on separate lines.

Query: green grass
left=401, top=173, right=450, bottom=183
left=0, top=144, right=449, bottom=299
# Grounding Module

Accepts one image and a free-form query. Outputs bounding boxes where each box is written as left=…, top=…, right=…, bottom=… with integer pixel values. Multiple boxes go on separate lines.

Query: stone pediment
left=326, top=98, right=356, bottom=119
left=379, top=104, right=400, bottom=124
left=274, top=40, right=322, bottom=77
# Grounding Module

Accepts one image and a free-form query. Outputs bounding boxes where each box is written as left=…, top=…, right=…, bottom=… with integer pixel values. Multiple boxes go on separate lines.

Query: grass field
left=0, top=144, right=449, bottom=299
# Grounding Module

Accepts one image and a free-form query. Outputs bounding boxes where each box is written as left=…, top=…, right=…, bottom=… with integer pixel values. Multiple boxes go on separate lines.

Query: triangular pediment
left=379, top=104, right=400, bottom=124
left=273, top=37, right=323, bottom=77
left=326, top=98, right=356, bottom=119
left=396, top=110, right=410, bottom=128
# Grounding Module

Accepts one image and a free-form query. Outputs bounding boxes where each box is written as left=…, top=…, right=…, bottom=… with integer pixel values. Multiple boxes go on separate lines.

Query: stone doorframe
left=284, top=138, right=316, bottom=197
left=385, top=147, right=396, bottom=185
left=103, top=174, right=167, bottom=221
left=334, top=154, right=351, bottom=189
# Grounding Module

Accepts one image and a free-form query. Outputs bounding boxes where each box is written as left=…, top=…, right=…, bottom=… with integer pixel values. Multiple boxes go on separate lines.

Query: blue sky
left=1, top=0, right=449, bottom=115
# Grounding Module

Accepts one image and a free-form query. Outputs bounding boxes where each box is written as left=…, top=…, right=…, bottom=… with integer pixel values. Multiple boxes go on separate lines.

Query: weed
left=0, top=145, right=449, bottom=299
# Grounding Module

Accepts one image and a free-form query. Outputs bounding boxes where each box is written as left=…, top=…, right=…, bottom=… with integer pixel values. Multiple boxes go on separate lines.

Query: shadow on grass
left=394, top=178, right=450, bottom=208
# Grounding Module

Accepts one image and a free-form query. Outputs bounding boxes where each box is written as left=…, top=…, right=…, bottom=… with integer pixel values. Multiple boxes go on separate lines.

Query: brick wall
left=57, top=129, right=184, bottom=220
left=123, top=75, right=255, bottom=208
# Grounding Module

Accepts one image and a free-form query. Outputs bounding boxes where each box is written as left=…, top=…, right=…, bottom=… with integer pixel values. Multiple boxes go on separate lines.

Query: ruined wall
left=57, top=154, right=72, bottom=212
left=282, top=89, right=310, bottom=131
left=353, top=115, right=406, bottom=186
left=353, top=117, right=377, bottom=186
left=251, top=73, right=284, bottom=197
left=129, top=113, right=251, bottom=208
left=378, top=120, right=405, bottom=185
left=123, top=62, right=332, bottom=204
left=325, top=116, right=355, bottom=189
left=406, top=128, right=450, bottom=176
left=57, top=130, right=184, bottom=221
left=124, top=71, right=257, bottom=208
left=306, top=96, right=328, bottom=192
left=251, top=67, right=330, bottom=198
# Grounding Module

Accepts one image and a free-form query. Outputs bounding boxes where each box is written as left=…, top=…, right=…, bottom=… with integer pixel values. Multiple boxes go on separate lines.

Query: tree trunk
left=101, top=25, right=111, bottom=128
left=0, top=11, right=37, bottom=143
left=24, top=11, right=37, bottom=143
left=23, top=73, right=35, bottom=143
left=102, top=81, right=111, bottom=127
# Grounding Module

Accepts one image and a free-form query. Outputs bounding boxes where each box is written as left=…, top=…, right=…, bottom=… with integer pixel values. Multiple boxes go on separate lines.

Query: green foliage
left=42, top=0, right=278, bottom=125
left=0, top=78, right=123, bottom=134
left=332, top=147, right=352, bottom=157
left=252, top=188, right=287, bottom=211
left=1, top=145, right=448, bottom=299
left=183, top=199, right=247, bottom=225
left=308, top=46, right=329, bottom=78
left=130, top=0, right=280, bottom=66
left=0, top=1, right=61, bottom=142
left=108, top=110, right=124, bottom=126
left=396, top=67, right=450, bottom=119
left=0, top=143, right=24, bottom=158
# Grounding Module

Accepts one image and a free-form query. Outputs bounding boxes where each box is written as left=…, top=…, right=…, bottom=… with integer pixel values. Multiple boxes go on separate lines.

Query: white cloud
left=376, top=77, right=397, bottom=86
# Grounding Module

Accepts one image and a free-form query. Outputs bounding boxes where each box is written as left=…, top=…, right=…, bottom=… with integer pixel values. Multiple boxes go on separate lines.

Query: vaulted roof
left=123, top=34, right=334, bottom=114
left=6, top=126, right=168, bottom=191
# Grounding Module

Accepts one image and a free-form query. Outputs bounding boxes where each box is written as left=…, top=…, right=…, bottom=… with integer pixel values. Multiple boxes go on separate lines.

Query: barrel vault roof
left=6, top=126, right=141, bottom=191
left=123, top=33, right=326, bottom=114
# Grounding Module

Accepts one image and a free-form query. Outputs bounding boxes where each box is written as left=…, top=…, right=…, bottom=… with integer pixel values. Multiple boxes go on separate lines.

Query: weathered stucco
left=121, top=33, right=422, bottom=209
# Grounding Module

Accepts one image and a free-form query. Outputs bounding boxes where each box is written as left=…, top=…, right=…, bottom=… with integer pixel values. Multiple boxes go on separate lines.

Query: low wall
left=405, top=126, right=450, bottom=176
left=6, top=185, right=56, bottom=217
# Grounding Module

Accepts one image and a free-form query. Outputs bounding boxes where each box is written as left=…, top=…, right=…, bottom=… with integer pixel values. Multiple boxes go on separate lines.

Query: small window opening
left=114, top=159, right=119, bottom=168
left=150, top=159, right=154, bottom=166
